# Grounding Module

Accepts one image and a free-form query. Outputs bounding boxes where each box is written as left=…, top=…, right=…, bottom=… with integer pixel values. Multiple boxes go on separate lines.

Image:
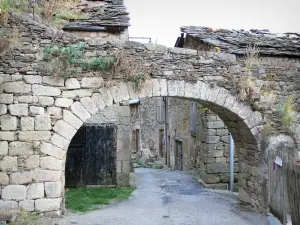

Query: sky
left=124, top=0, right=300, bottom=47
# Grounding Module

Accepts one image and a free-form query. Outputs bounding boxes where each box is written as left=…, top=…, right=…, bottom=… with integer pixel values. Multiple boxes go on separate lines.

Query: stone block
left=62, top=89, right=92, bottom=98
left=65, top=78, right=80, bottom=89
left=169, top=47, right=197, bottom=55
left=8, top=104, right=28, bottom=116
left=122, top=161, right=131, bottom=173
left=0, top=104, right=7, bottom=115
left=19, top=131, right=51, bottom=141
left=99, top=87, right=113, bottom=106
left=46, top=107, right=62, bottom=119
left=207, top=121, right=224, bottom=129
left=71, top=102, right=91, bottom=122
left=43, top=76, right=64, bottom=87
left=91, top=93, right=105, bottom=110
left=3, top=81, right=31, bottom=94
left=51, top=133, right=69, bottom=150
left=53, top=120, right=77, bottom=141
left=217, top=129, right=229, bottom=136
left=9, top=141, right=33, bottom=155
left=116, top=173, right=129, bottom=186
left=0, top=200, right=18, bottom=210
left=25, top=155, right=39, bottom=169
left=35, top=115, right=51, bottom=130
left=21, top=117, right=34, bottom=131
left=33, top=169, right=61, bottom=182
left=32, top=85, right=61, bottom=96
left=16, top=95, right=33, bottom=103
left=0, top=141, right=8, bottom=155
left=24, top=75, right=42, bottom=84
left=81, top=77, right=103, bottom=88
left=80, top=97, right=98, bottom=114
left=199, top=171, right=220, bottom=184
left=239, top=187, right=251, bottom=203
left=119, top=82, right=129, bottom=101
left=19, top=200, right=34, bottom=211
left=40, top=156, right=62, bottom=170
left=206, top=163, right=238, bottom=174
left=0, top=156, right=18, bottom=171
left=0, top=131, right=15, bottom=141
left=206, top=129, right=217, bottom=135
left=45, top=182, right=62, bottom=198
left=55, top=98, right=73, bottom=108
left=63, top=110, right=83, bottom=129
left=110, top=85, right=123, bottom=103
left=10, top=171, right=33, bottom=184
left=220, top=136, right=230, bottom=143
left=30, top=106, right=44, bottom=115
left=0, top=172, right=9, bottom=184
left=0, top=115, right=17, bottom=131
left=35, top=198, right=62, bottom=212
left=0, top=94, right=13, bottom=104
left=39, top=96, right=54, bottom=106
left=206, top=136, right=220, bottom=144
left=216, top=157, right=227, bottom=163
left=2, top=185, right=27, bottom=200
left=27, top=183, right=44, bottom=199
left=40, top=142, right=65, bottom=159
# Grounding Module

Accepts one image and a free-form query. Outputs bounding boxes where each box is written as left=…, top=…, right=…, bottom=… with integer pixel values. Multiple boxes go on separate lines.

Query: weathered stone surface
left=81, top=77, right=103, bottom=88
left=206, top=163, right=238, bottom=174
left=10, top=171, right=33, bottom=184
left=206, top=136, right=220, bottom=144
left=99, top=87, right=113, bottom=106
left=199, top=171, right=220, bottom=184
left=24, top=75, right=42, bottom=84
left=43, top=76, right=64, bottom=87
left=9, top=141, right=33, bottom=155
left=169, top=47, right=197, bottom=55
left=55, top=98, right=73, bottom=108
left=0, top=200, right=18, bottom=210
left=63, top=110, right=83, bottom=129
left=0, top=104, right=7, bottom=115
left=239, top=187, right=251, bottom=203
left=0, top=156, right=18, bottom=171
left=51, top=133, right=69, bottom=150
left=45, top=182, right=62, bottom=198
left=32, top=85, right=61, bottom=96
left=0, top=172, right=9, bottom=185
left=19, top=131, right=51, bottom=141
left=16, top=95, right=34, bottom=103
left=40, top=156, right=62, bottom=170
left=40, top=142, right=65, bottom=159
left=0, top=141, right=8, bottom=155
left=8, top=104, right=28, bottom=116
left=71, top=102, right=91, bottom=122
left=2, top=185, right=27, bottom=200
left=46, top=107, right=62, bottom=119
left=21, top=117, right=34, bottom=131
left=35, top=198, right=61, bottom=212
left=30, top=106, right=44, bottom=115
left=62, top=89, right=92, bottom=98
left=65, top=78, right=80, bottom=89
left=33, top=169, right=61, bottom=182
left=0, top=131, right=15, bottom=141
left=19, top=200, right=34, bottom=211
left=80, top=97, right=98, bottom=114
left=91, top=93, right=105, bottom=110
left=0, top=94, right=13, bottom=104
left=53, top=120, right=77, bottom=141
left=25, top=155, right=39, bottom=169
left=3, top=81, right=31, bottom=94
left=39, top=96, right=54, bottom=106
left=207, top=121, right=225, bottom=129
left=27, top=183, right=44, bottom=199
left=35, top=115, right=51, bottom=130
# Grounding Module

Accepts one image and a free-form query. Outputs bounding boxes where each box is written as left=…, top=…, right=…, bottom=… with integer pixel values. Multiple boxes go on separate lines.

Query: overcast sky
left=124, top=0, right=300, bottom=47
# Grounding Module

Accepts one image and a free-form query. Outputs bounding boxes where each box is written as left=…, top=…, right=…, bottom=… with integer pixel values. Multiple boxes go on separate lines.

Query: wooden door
left=175, top=140, right=183, bottom=171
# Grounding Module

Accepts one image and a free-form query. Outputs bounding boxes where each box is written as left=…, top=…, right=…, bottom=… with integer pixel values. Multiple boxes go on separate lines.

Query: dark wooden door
left=175, top=140, right=183, bottom=171
left=65, top=125, right=117, bottom=187
left=159, top=129, right=164, bottom=157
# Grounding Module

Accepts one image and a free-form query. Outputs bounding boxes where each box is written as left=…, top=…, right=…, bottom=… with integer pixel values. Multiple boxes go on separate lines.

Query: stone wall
left=0, top=13, right=300, bottom=213
left=68, top=29, right=129, bottom=42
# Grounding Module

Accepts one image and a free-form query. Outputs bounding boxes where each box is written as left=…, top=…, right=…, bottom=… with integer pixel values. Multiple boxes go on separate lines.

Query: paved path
left=39, top=168, right=267, bottom=225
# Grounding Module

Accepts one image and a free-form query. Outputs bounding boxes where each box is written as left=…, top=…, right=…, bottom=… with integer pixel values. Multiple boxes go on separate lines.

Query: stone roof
left=181, top=26, right=300, bottom=57
left=63, top=0, right=130, bottom=31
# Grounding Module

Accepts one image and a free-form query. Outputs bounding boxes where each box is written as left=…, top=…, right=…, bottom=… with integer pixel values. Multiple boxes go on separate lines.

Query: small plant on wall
left=277, top=96, right=295, bottom=131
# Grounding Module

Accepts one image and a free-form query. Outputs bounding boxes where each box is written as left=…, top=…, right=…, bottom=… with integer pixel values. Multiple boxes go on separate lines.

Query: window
left=156, top=97, right=165, bottom=123
left=190, top=102, right=197, bottom=136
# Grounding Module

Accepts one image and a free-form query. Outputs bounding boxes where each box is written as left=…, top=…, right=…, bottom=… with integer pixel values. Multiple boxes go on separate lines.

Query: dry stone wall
left=0, top=13, right=299, bottom=214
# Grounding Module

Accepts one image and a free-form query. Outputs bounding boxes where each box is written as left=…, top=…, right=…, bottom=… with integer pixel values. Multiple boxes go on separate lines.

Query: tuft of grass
left=65, top=187, right=134, bottom=212
left=52, top=8, right=88, bottom=27
left=262, top=122, right=275, bottom=137
left=10, top=208, right=39, bottom=225
left=81, top=57, right=116, bottom=72
left=129, top=73, right=149, bottom=87
left=277, top=96, right=295, bottom=129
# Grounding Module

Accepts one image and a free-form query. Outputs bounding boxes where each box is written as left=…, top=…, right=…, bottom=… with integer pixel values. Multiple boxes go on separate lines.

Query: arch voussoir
left=70, top=101, right=91, bottom=122
left=80, top=97, right=99, bottom=115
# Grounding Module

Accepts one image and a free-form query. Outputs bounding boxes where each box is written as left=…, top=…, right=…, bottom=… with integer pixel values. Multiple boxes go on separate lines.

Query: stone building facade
left=0, top=13, right=299, bottom=214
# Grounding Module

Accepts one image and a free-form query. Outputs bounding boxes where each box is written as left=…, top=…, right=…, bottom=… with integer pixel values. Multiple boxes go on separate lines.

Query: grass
left=0, top=209, right=39, bottom=225
left=52, top=8, right=88, bottom=27
left=65, top=187, right=134, bottom=212
left=277, top=96, right=295, bottom=130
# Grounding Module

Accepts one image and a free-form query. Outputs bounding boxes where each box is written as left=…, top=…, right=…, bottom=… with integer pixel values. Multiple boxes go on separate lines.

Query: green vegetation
left=52, top=8, right=88, bottom=27
left=81, top=57, right=116, bottom=71
left=130, top=73, right=149, bottom=87
left=9, top=209, right=39, bottom=225
left=65, top=187, right=134, bottom=212
left=277, top=96, right=295, bottom=130
left=262, top=122, right=275, bottom=137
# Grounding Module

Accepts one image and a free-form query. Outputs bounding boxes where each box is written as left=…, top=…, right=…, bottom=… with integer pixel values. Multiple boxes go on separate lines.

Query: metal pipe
left=163, top=97, right=168, bottom=167
left=230, top=133, right=235, bottom=192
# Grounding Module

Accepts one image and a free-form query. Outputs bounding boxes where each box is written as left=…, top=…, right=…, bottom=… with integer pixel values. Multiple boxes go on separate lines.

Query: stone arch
left=49, top=78, right=265, bottom=213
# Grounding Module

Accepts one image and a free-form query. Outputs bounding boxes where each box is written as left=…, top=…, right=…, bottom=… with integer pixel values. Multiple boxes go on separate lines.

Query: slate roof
left=181, top=26, right=300, bottom=57
left=63, top=0, right=130, bottom=31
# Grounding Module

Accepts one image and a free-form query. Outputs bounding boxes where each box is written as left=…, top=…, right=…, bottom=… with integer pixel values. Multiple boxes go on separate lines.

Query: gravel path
left=38, top=168, right=267, bottom=225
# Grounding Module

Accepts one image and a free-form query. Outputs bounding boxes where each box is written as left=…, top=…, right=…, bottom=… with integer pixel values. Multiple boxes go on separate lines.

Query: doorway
left=175, top=140, right=183, bottom=171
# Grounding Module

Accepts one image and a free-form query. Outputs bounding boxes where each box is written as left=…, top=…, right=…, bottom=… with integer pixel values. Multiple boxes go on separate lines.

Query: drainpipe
left=163, top=97, right=168, bottom=167
left=230, top=133, right=235, bottom=192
